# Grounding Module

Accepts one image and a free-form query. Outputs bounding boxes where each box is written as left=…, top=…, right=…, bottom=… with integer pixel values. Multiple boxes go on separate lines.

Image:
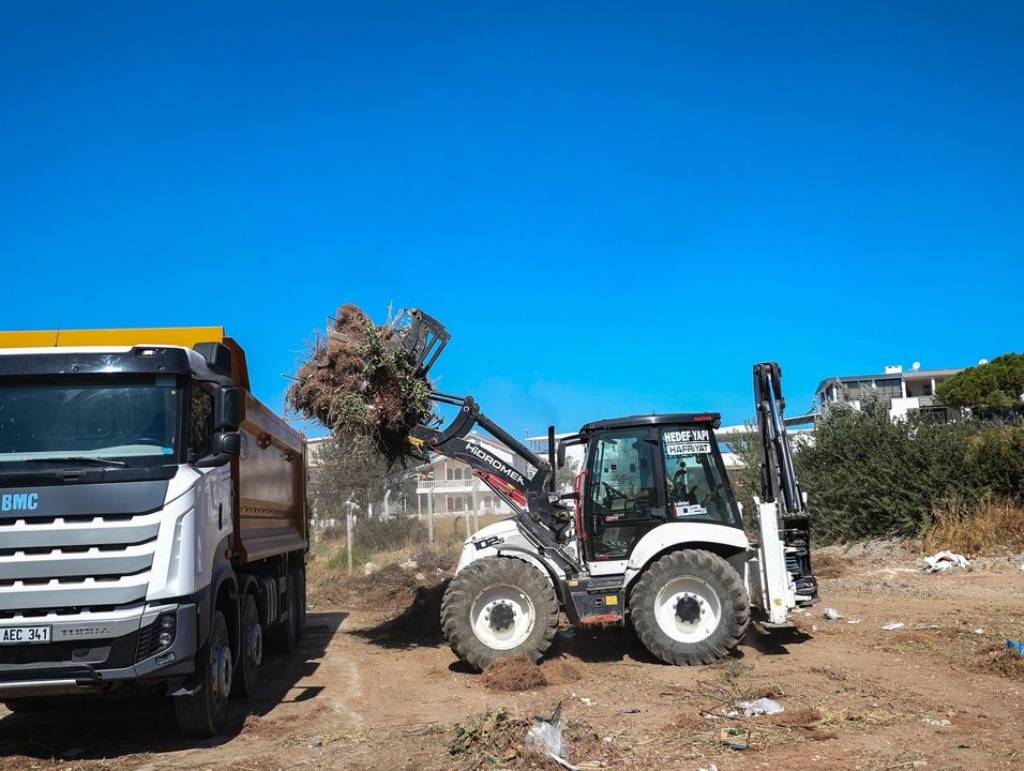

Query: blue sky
left=1, top=2, right=1021, bottom=438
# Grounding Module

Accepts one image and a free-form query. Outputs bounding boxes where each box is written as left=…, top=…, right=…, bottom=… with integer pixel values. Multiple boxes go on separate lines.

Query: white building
left=414, top=432, right=527, bottom=517
left=815, top=363, right=964, bottom=421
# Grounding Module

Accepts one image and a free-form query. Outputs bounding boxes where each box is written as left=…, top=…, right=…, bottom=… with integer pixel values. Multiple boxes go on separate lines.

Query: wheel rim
left=211, top=638, right=233, bottom=705
left=654, top=576, right=722, bottom=644
left=470, top=584, right=536, bottom=651
left=246, top=617, right=263, bottom=668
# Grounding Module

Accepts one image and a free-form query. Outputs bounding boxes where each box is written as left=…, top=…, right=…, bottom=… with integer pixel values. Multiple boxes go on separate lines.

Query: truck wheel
left=292, top=568, right=307, bottom=641
left=268, top=572, right=298, bottom=654
left=174, top=610, right=232, bottom=737
left=441, top=557, right=558, bottom=672
left=232, top=593, right=262, bottom=697
left=629, top=549, right=749, bottom=666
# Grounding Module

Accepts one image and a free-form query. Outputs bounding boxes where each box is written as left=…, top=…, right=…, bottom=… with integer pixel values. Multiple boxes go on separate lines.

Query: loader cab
left=575, top=413, right=741, bottom=564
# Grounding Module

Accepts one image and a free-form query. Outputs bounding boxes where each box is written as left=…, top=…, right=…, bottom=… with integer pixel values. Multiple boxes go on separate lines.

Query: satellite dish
left=979, top=358, right=989, bottom=366
left=911, top=362, right=921, bottom=371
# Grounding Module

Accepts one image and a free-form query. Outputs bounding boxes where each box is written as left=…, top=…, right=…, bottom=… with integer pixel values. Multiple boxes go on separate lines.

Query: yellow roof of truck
left=0, top=326, right=250, bottom=390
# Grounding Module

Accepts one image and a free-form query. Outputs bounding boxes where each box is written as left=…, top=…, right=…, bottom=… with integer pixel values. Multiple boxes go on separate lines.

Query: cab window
left=662, top=427, right=740, bottom=527
left=189, top=385, right=214, bottom=458
left=586, top=430, right=660, bottom=559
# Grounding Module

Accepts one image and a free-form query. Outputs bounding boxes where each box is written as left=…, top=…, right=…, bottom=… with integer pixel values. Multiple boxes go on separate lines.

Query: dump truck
left=0, top=327, right=308, bottom=736
left=389, top=310, right=818, bottom=669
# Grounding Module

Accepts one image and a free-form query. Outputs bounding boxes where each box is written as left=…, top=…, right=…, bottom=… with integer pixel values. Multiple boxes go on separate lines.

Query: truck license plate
left=0, top=626, right=51, bottom=645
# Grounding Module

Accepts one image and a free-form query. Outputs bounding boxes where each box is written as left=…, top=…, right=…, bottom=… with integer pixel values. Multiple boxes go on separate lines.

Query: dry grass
left=923, top=496, right=1024, bottom=555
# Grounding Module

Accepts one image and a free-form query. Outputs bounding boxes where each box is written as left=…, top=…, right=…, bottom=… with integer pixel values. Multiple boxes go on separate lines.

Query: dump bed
left=235, top=393, right=308, bottom=563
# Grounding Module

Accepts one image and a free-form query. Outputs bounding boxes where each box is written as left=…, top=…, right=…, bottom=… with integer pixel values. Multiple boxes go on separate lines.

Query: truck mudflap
left=563, top=576, right=625, bottom=627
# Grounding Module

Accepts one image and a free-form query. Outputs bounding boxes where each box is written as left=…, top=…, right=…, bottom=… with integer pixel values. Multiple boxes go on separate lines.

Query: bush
left=796, top=402, right=1024, bottom=542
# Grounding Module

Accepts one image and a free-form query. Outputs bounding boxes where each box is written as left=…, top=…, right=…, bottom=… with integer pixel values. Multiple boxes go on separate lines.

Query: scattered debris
left=881, top=622, right=906, bottom=631
left=735, top=698, right=784, bottom=716
left=363, top=561, right=381, bottom=576
left=822, top=607, right=843, bottom=620
left=719, top=727, right=748, bottom=750
left=308, top=735, right=323, bottom=748
left=287, top=304, right=435, bottom=465
left=847, top=619, right=863, bottom=624
left=482, top=655, right=548, bottom=691
left=921, top=718, right=951, bottom=727
left=525, top=703, right=567, bottom=764
left=698, top=764, right=719, bottom=771
left=399, top=559, right=418, bottom=571
left=923, top=550, right=970, bottom=573
left=973, top=643, right=1024, bottom=679
left=617, top=707, right=641, bottom=715
left=1007, top=639, right=1024, bottom=656
left=975, top=628, right=985, bottom=635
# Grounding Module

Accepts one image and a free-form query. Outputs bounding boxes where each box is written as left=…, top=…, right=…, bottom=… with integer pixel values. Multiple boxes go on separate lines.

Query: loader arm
left=387, top=309, right=579, bottom=573
left=752, top=362, right=819, bottom=623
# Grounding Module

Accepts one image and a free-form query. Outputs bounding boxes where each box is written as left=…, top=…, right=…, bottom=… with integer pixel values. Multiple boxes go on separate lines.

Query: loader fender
left=622, top=522, right=750, bottom=593
left=454, top=520, right=560, bottom=587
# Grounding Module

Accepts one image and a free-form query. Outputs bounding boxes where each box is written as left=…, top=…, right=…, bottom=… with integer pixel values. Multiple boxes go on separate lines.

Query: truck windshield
left=0, top=377, right=180, bottom=467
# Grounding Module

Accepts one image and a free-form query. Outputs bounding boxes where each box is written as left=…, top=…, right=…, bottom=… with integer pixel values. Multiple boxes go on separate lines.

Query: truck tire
left=232, top=593, right=262, bottom=697
left=441, top=557, right=558, bottom=672
left=268, top=572, right=298, bottom=654
left=292, top=567, right=307, bottom=641
left=629, top=549, right=749, bottom=666
left=174, top=610, right=232, bottom=737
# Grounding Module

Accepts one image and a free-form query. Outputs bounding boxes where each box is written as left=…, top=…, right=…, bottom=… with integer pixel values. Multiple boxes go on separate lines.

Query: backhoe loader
left=391, top=309, right=818, bottom=668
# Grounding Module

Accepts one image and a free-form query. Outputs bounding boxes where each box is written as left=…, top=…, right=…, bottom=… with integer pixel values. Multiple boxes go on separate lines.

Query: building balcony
left=416, top=479, right=485, bottom=493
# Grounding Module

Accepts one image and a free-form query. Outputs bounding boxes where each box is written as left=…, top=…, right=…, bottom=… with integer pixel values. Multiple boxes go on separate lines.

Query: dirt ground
left=2, top=546, right=1023, bottom=770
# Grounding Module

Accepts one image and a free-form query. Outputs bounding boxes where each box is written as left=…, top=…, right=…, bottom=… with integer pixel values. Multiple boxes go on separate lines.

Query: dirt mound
left=287, top=304, right=434, bottom=465
left=482, top=655, right=548, bottom=691
left=539, top=658, right=581, bottom=685
left=772, top=706, right=823, bottom=727
left=310, top=563, right=420, bottom=611
left=974, top=644, right=1024, bottom=679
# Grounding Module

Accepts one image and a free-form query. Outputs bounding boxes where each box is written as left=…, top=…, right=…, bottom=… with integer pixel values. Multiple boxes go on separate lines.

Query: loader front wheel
left=630, top=549, right=749, bottom=666
left=441, top=557, right=558, bottom=671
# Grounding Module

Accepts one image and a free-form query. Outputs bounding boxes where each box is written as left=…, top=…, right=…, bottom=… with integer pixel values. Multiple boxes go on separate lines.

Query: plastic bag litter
left=735, top=698, right=784, bottom=716
left=881, top=622, right=905, bottom=631
left=923, top=550, right=970, bottom=573
left=822, top=607, right=842, bottom=620
left=526, top=720, right=564, bottom=755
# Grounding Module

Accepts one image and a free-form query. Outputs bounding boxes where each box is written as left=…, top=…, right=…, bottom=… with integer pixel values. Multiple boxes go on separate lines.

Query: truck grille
left=0, top=511, right=161, bottom=613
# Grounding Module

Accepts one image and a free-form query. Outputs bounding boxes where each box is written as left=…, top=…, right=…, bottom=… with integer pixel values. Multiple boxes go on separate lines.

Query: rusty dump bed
left=235, top=393, right=308, bottom=563
left=0, top=325, right=308, bottom=566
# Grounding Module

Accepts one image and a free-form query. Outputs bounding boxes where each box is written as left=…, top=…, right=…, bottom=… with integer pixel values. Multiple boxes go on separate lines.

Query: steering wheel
left=601, top=481, right=629, bottom=504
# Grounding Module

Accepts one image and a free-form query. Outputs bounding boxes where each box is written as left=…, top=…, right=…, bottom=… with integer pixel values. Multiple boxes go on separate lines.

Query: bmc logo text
left=1, top=493, right=39, bottom=511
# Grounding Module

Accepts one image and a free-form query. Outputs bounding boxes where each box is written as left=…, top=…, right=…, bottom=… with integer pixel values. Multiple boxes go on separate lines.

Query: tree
left=308, top=434, right=411, bottom=521
left=936, top=353, right=1024, bottom=411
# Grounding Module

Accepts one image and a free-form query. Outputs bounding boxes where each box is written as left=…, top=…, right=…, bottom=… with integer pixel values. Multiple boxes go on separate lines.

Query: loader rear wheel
left=441, top=557, right=558, bottom=672
left=629, top=549, right=749, bottom=666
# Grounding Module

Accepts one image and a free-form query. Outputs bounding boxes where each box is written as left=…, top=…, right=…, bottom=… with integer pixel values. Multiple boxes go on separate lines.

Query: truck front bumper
left=0, top=602, right=198, bottom=700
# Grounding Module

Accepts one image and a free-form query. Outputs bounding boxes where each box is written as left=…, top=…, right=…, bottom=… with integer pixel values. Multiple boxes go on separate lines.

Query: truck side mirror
left=196, top=431, right=241, bottom=468
left=557, top=443, right=566, bottom=468
left=214, top=386, right=243, bottom=432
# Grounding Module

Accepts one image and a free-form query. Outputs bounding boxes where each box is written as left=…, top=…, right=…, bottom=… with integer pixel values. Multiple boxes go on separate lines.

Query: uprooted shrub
left=288, top=304, right=434, bottom=465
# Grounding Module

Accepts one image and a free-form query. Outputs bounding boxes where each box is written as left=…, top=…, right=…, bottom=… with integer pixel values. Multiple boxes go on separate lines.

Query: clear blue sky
left=2, top=2, right=1021, bottom=438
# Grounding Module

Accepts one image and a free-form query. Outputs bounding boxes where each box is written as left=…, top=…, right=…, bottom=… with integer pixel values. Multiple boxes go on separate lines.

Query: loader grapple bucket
left=389, top=308, right=450, bottom=377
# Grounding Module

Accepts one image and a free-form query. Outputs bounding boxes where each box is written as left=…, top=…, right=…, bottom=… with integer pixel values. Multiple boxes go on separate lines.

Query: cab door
left=582, top=429, right=667, bottom=565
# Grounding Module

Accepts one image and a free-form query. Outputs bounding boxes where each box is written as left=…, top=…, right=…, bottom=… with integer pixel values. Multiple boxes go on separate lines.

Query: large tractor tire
left=441, top=557, right=559, bottom=672
left=629, top=549, right=749, bottom=666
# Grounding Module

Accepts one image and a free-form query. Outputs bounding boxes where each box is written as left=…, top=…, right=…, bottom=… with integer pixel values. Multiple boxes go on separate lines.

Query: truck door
left=582, top=429, right=666, bottom=562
